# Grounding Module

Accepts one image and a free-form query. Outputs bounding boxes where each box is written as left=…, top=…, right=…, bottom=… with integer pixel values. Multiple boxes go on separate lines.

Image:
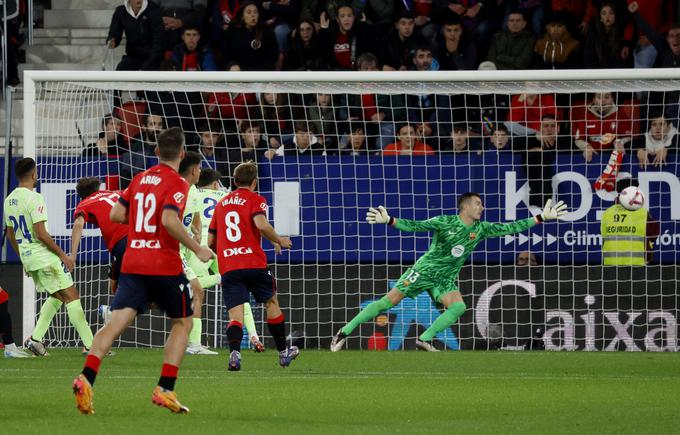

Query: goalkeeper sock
left=227, top=321, right=243, bottom=352
left=158, top=363, right=178, bottom=391
left=82, top=354, right=101, bottom=386
left=243, top=302, right=259, bottom=342
left=66, top=300, right=94, bottom=348
left=189, top=318, right=202, bottom=345
left=266, top=314, right=287, bottom=351
left=419, top=301, right=467, bottom=342
left=340, top=295, right=394, bottom=336
left=32, top=297, right=62, bottom=342
left=198, top=274, right=220, bottom=289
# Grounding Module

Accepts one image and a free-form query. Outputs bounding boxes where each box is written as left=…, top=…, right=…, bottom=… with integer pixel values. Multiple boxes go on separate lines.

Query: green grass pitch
left=2, top=349, right=679, bottom=434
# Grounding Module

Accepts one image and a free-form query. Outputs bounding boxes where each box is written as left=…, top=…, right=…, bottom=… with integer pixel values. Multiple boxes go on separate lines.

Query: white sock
left=5, top=343, right=17, bottom=351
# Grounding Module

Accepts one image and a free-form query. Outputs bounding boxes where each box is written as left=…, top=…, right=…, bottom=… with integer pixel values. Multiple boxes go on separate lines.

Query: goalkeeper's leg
left=418, top=291, right=466, bottom=343
left=331, top=288, right=404, bottom=352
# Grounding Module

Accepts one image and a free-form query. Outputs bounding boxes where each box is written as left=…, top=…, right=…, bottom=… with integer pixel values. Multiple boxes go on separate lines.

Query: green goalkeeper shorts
left=393, top=267, right=459, bottom=303
left=180, top=247, right=197, bottom=282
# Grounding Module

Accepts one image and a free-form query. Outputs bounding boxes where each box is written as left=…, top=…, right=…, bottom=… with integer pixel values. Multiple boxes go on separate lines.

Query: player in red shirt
left=208, top=161, right=298, bottom=371
left=73, top=127, right=214, bottom=415
left=70, top=178, right=129, bottom=296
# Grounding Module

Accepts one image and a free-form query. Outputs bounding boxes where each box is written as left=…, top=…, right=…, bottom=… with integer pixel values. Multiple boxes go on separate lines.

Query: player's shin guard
left=197, top=274, right=220, bottom=289
left=340, top=295, right=394, bottom=336
left=189, top=318, right=202, bottom=345
left=419, top=301, right=467, bottom=342
left=158, top=363, right=179, bottom=391
left=66, top=300, right=94, bottom=348
left=227, top=321, right=243, bottom=352
left=266, top=314, right=287, bottom=352
left=243, top=303, right=259, bottom=341
left=82, top=354, right=101, bottom=386
left=33, top=296, right=62, bottom=342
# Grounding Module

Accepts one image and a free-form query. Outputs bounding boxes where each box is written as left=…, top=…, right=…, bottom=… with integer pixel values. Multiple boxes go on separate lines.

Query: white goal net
left=20, top=70, right=680, bottom=351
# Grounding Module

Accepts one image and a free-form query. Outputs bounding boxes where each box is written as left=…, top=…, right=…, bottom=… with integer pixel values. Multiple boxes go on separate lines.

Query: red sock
left=158, top=363, right=179, bottom=391
left=82, top=354, right=101, bottom=385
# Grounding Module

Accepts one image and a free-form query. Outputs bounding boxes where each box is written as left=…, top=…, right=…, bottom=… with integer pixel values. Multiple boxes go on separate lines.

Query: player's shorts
left=221, top=268, right=276, bottom=310
left=108, top=236, right=127, bottom=281
left=393, top=267, right=459, bottom=303
left=112, top=273, right=193, bottom=319
left=28, top=258, right=74, bottom=295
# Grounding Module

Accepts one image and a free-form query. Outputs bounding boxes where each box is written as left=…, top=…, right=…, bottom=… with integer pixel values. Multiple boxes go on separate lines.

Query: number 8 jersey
left=118, top=164, right=189, bottom=275
left=208, top=187, right=268, bottom=274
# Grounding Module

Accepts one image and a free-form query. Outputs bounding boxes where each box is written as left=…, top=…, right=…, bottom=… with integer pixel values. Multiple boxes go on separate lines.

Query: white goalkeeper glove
left=538, top=199, right=568, bottom=222
left=366, top=206, right=391, bottom=224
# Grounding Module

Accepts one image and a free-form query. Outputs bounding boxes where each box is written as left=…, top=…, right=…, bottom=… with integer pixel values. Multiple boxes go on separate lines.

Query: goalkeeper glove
left=366, top=206, right=391, bottom=224
left=536, top=199, right=568, bottom=222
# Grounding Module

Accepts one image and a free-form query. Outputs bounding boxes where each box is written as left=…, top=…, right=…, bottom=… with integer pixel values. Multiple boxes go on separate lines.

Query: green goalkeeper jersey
left=3, top=187, right=58, bottom=271
left=394, top=215, right=537, bottom=280
left=182, top=185, right=201, bottom=234
left=195, top=187, right=228, bottom=246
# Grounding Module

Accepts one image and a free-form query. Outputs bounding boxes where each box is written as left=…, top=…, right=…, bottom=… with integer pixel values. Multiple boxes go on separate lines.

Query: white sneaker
left=415, top=339, right=440, bottom=352
left=330, top=331, right=347, bottom=352
left=4, top=344, right=34, bottom=358
left=186, top=343, right=218, bottom=355
left=98, top=305, right=112, bottom=325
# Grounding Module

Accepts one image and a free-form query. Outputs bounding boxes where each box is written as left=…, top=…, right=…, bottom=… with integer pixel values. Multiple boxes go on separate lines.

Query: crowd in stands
left=74, top=0, right=680, bottom=190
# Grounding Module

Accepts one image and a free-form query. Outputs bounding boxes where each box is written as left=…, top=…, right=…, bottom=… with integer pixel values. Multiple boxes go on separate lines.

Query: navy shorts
left=221, top=268, right=276, bottom=310
left=112, top=273, right=193, bottom=319
left=108, top=236, right=127, bottom=281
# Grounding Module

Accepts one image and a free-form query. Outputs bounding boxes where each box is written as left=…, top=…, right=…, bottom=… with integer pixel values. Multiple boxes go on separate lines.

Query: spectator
left=259, top=0, right=301, bottom=70
left=522, top=114, right=565, bottom=207
left=441, top=123, right=481, bottom=153
left=504, top=0, right=545, bottom=36
left=534, top=12, right=581, bottom=69
left=205, top=63, right=258, bottom=132
left=356, top=0, right=394, bottom=33
left=516, top=251, right=538, bottom=266
left=505, top=93, right=559, bottom=137
left=307, top=93, right=342, bottom=151
left=210, top=0, right=241, bottom=42
left=383, top=124, right=435, bottom=155
left=635, top=113, right=679, bottom=169
left=583, top=3, right=631, bottom=69
left=341, top=123, right=378, bottom=155
left=408, top=0, right=439, bottom=44
left=0, top=0, right=19, bottom=85
left=626, top=1, right=674, bottom=69
left=354, top=53, right=398, bottom=149
left=258, top=92, right=294, bottom=148
left=285, top=19, right=327, bottom=70
left=436, top=13, right=477, bottom=71
left=486, top=10, right=535, bottom=70
left=226, top=121, right=276, bottom=175
left=487, top=125, right=512, bottom=151
left=156, top=0, right=208, bottom=51
left=82, top=114, right=124, bottom=158
left=434, top=1, right=494, bottom=51
left=222, top=1, right=279, bottom=70
left=281, top=122, right=327, bottom=156
left=572, top=91, right=633, bottom=162
left=190, top=121, right=227, bottom=170
left=550, top=0, right=597, bottom=35
left=119, top=112, right=165, bottom=187
left=629, top=1, right=680, bottom=69
left=170, top=25, right=218, bottom=71
left=300, top=0, right=364, bottom=24
left=318, top=5, right=373, bottom=70
left=107, top=0, right=164, bottom=71
left=410, top=45, right=440, bottom=71
left=381, top=10, right=427, bottom=71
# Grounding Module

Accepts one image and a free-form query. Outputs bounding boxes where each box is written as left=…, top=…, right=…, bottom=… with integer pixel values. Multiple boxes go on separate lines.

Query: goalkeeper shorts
left=393, top=267, right=459, bottom=303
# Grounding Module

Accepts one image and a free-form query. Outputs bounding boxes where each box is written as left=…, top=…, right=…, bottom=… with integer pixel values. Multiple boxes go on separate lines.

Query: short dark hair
left=442, top=11, right=463, bottom=27
left=76, top=177, right=101, bottom=199
left=294, top=121, right=313, bottom=133
left=157, top=127, right=185, bottom=160
left=356, top=52, right=379, bottom=70
left=452, top=123, right=468, bottom=133
left=179, top=151, right=202, bottom=176
left=396, top=9, right=416, bottom=21
left=494, top=124, right=509, bottom=134
left=541, top=113, right=557, bottom=122
left=233, top=161, right=258, bottom=187
left=142, top=112, right=164, bottom=128
left=458, top=192, right=481, bottom=210
left=198, top=168, right=222, bottom=187
left=14, top=157, right=36, bottom=180
left=181, top=25, right=201, bottom=34
left=240, top=120, right=261, bottom=134
left=349, top=122, right=366, bottom=134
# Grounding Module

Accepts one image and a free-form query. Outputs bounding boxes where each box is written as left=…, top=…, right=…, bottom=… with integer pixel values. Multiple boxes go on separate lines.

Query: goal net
left=21, top=70, right=680, bottom=351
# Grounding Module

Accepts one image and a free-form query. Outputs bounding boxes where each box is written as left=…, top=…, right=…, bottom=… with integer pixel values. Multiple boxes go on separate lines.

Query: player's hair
left=233, top=161, right=258, bottom=187
left=198, top=168, right=222, bottom=187
left=179, top=151, right=202, bottom=176
left=458, top=192, right=481, bottom=210
left=616, top=178, right=639, bottom=194
left=76, top=177, right=101, bottom=199
left=14, top=157, right=36, bottom=180
left=157, top=127, right=185, bottom=160
left=142, top=112, right=164, bottom=128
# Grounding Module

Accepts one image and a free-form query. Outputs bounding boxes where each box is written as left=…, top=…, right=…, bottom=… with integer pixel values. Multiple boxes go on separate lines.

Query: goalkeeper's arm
left=365, top=206, right=442, bottom=232
left=482, top=199, right=569, bottom=238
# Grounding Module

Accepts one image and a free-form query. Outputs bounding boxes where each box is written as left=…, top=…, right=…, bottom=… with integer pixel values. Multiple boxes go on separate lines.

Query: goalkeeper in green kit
left=331, top=193, right=568, bottom=352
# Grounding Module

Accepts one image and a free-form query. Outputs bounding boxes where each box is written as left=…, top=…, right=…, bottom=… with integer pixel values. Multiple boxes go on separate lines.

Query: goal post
left=20, top=69, right=680, bottom=351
